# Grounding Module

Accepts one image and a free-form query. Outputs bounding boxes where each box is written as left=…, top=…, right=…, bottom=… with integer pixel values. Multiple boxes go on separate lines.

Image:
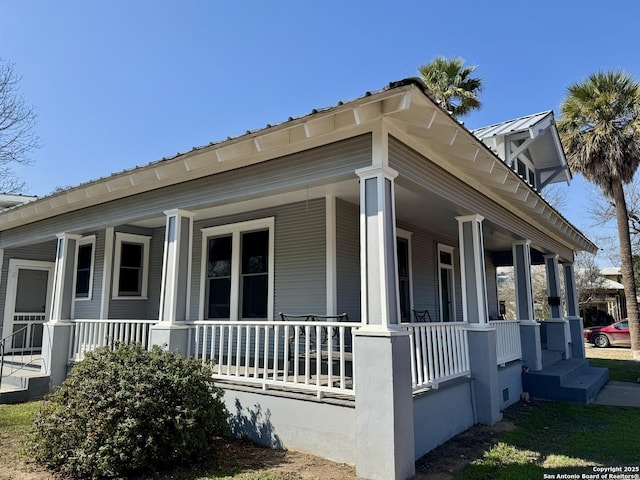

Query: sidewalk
left=592, top=380, right=640, bottom=407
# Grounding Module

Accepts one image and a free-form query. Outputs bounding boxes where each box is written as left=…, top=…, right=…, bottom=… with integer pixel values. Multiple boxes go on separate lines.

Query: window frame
left=199, top=217, right=275, bottom=321
left=112, top=232, right=151, bottom=300
left=73, top=235, right=96, bottom=301
left=437, top=243, right=456, bottom=322
left=514, top=155, right=536, bottom=188
left=396, top=228, right=413, bottom=323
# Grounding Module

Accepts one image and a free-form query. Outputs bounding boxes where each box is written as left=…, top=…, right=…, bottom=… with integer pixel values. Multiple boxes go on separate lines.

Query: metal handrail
left=0, top=324, right=39, bottom=391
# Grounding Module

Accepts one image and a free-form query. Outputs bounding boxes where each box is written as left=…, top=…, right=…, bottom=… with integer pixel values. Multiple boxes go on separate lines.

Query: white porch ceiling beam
left=507, top=136, right=534, bottom=164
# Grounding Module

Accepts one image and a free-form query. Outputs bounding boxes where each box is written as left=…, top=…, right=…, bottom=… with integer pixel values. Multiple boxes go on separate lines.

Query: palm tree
left=558, top=70, right=640, bottom=360
left=418, top=56, right=482, bottom=118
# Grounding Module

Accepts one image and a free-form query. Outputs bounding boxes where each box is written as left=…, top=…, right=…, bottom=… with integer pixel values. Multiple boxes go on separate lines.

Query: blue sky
left=2, top=1, right=638, bottom=259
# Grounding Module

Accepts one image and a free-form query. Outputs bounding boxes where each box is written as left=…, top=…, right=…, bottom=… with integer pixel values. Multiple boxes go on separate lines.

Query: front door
left=3, top=259, right=54, bottom=353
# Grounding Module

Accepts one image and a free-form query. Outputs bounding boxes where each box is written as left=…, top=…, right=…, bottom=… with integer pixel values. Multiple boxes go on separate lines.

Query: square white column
left=151, top=209, right=195, bottom=355
left=353, top=164, right=414, bottom=480
left=544, top=254, right=563, bottom=319
left=355, top=165, right=401, bottom=330
left=456, top=214, right=489, bottom=324
left=158, top=209, right=195, bottom=324
left=512, top=240, right=535, bottom=321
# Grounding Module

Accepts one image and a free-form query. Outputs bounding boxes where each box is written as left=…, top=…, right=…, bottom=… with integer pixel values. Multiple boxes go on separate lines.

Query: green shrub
left=25, top=343, right=229, bottom=478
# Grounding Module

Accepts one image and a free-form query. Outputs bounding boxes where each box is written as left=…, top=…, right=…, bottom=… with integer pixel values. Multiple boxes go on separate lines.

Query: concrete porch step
left=541, top=349, right=564, bottom=369
left=1, top=365, right=50, bottom=404
left=522, top=358, right=609, bottom=403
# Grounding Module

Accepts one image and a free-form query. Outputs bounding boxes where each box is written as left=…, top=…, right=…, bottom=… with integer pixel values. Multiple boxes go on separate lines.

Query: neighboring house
left=0, top=193, right=37, bottom=210
left=581, top=267, right=626, bottom=325
left=0, top=79, right=608, bottom=480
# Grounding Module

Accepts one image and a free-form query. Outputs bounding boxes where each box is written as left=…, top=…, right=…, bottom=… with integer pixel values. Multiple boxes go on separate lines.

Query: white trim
left=0, top=249, right=4, bottom=294
left=51, top=235, right=81, bottom=321
left=437, top=243, right=456, bottom=322
left=3, top=259, right=55, bottom=341
left=326, top=195, right=337, bottom=315
left=512, top=240, right=534, bottom=320
left=72, top=235, right=96, bottom=302
left=112, top=232, right=151, bottom=300
left=159, top=215, right=176, bottom=322
left=199, top=217, right=275, bottom=321
left=100, top=227, right=114, bottom=318
left=160, top=209, right=196, bottom=322
left=356, top=163, right=399, bottom=327
left=186, top=217, right=194, bottom=321
left=396, top=228, right=414, bottom=321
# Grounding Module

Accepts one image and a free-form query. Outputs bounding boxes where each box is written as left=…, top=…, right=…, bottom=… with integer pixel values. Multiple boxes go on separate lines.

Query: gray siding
left=0, top=135, right=372, bottom=249
left=399, top=222, right=464, bottom=322
left=146, top=226, right=165, bottom=320
left=190, top=199, right=326, bottom=320
left=73, top=231, right=104, bottom=319
left=336, top=199, right=360, bottom=320
left=108, top=226, right=159, bottom=320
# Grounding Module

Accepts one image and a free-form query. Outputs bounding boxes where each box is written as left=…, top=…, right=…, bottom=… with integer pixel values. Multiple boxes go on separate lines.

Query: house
left=0, top=79, right=608, bottom=480
left=580, top=267, right=626, bottom=325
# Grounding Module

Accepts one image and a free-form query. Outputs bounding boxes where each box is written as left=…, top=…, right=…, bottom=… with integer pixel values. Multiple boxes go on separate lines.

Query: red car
left=584, top=320, right=630, bottom=348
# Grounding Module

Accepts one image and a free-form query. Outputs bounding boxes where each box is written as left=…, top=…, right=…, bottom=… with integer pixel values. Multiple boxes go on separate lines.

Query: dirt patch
left=413, top=422, right=515, bottom=479
left=0, top=431, right=55, bottom=480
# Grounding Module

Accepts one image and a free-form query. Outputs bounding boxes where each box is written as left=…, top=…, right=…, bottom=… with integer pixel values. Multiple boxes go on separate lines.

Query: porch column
left=456, top=215, right=501, bottom=425
left=513, top=240, right=542, bottom=371
left=353, top=165, right=414, bottom=480
left=150, top=209, right=195, bottom=355
left=563, top=262, right=585, bottom=359
left=41, top=233, right=80, bottom=386
left=544, top=254, right=571, bottom=359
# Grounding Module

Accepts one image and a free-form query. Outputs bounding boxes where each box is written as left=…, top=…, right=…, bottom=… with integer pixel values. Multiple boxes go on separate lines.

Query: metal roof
left=471, top=111, right=553, bottom=139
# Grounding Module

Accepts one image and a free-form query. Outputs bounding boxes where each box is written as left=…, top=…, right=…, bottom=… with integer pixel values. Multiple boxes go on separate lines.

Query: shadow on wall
left=229, top=398, right=283, bottom=449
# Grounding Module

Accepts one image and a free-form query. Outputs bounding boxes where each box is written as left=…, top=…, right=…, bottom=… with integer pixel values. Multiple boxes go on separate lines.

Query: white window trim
left=437, top=243, right=456, bottom=322
left=73, top=235, right=96, bottom=301
left=514, top=155, right=536, bottom=186
left=199, top=217, right=275, bottom=321
left=112, top=232, right=151, bottom=300
left=396, top=228, right=413, bottom=321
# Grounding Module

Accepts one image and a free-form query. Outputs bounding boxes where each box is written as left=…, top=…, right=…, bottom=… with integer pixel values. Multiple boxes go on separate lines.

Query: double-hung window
left=201, top=217, right=274, bottom=320
left=112, top=232, right=151, bottom=299
left=74, top=235, right=96, bottom=299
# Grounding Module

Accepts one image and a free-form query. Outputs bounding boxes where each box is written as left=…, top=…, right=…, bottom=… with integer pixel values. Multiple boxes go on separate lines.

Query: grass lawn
left=585, top=344, right=640, bottom=382
left=455, top=401, right=640, bottom=479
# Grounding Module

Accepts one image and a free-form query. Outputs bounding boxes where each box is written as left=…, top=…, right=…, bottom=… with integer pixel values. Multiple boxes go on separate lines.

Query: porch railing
left=404, top=322, right=470, bottom=391
left=1, top=324, right=41, bottom=391
left=69, top=319, right=155, bottom=362
left=490, top=320, right=522, bottom=366
left=188, top=320, right=359, bottom=398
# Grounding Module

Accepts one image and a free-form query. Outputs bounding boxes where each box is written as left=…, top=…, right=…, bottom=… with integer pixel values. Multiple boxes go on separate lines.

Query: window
left=74, top=236, right=95, bottom=299
left=396, top=229, right=413, bottom=322
left=438, top=244, right=456, bottom=322
left=112, top=233, right=150, bottom=299
left=200, top=217, right=274, bottom=320
left=513, top=156, right=536, bottom=188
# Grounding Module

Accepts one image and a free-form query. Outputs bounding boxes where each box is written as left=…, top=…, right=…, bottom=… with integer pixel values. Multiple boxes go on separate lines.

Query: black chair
left=412, top=309, right=433, bottom=322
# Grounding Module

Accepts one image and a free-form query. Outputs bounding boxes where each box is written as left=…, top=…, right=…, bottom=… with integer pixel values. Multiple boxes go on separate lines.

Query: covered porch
left=0, top=80, right=601, bottom=479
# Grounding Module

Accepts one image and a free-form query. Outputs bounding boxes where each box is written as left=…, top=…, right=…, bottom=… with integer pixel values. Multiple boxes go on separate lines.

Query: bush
left=25, top=343, right=229, bottom=478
